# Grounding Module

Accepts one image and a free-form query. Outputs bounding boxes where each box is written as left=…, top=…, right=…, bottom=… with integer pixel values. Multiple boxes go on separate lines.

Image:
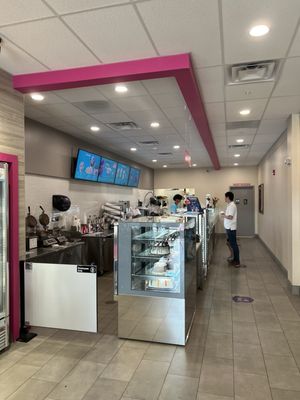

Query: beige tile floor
left=2, top=238, right=300, bottom=399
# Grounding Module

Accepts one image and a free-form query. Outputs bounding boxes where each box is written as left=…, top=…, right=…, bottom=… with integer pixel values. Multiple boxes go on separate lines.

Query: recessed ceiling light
left=90, top=126, right=100, bottom=132
left=239, top=109, right=251, bottom=116
left=150, top=122, right=160, bottom=128
left=234, top=163, right=239, bottom=166
left=249, top=25, right=270, bottom=37
left=115, top=85, right=128, bottom=93
left=152, top=159, right=157, bottom=163
left=130, top=147, right=137, bottom=152
left=163, top=165, right=167, bottom=168
left=234, top=154, right=241, bottom=158
left=30, top=93, right=44, bottom=101
left=192, top=163, right=197, bottom=167
left=236, top=139, right=244, bottom=143
left=152, top=146, right=158, bottom=150
left=173, top=145, right=180, bottom=149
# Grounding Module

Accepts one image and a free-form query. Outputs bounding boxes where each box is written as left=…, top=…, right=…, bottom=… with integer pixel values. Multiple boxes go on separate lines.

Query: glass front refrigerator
left=0, top=163, right=9, bottom=351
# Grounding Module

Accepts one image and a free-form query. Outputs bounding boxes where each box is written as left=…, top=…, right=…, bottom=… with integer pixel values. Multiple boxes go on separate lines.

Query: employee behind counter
left=170, top=194, right=184, bottom=214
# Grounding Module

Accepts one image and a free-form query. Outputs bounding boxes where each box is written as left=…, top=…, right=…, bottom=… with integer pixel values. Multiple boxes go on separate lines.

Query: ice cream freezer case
left=114, top=216, right=197, bottom=346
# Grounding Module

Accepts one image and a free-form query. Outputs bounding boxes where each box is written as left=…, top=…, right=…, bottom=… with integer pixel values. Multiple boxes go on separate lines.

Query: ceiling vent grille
left=227, top=60, right=278, bottom=85
left=228, top=144, right=250, bottom=150
left=139, top=140, right=159, bottom=145
left=106, top=121, right=141, bottom=131
left=226, top=120, right=260, bottom=130
left=158, top=152, right=173, bottom=156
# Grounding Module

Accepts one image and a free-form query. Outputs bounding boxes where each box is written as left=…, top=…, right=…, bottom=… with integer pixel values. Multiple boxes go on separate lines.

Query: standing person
left=170, top=194, right=183, bottom=214
left=222, top=191, right=240, bottom=268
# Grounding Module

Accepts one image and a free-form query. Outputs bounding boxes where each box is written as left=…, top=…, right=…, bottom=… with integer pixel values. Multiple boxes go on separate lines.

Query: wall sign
left=258, top=184, right=264, bottom=214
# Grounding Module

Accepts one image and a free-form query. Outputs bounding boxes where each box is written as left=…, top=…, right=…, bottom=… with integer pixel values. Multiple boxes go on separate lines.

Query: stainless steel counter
left=24, top=241, right=85, bottom=264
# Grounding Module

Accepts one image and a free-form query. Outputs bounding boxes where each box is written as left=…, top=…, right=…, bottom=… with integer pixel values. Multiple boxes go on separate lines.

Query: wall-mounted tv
left=98, top=157, right=118, bottom=184
left=74, top=149, right=101, bottom=182
left=114, top=162, right=130, bottom=186
left=127, top=167, right=141, bottom=188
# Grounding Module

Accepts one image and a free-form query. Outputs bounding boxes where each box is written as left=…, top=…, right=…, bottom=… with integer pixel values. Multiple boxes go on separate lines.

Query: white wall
left=26, top=174, right=150, bottom=227
left=154, top=166, right=258, bottom=233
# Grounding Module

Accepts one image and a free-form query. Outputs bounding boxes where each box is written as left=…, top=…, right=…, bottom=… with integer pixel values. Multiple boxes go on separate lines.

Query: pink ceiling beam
left=13, top=53, right=220, bottom=169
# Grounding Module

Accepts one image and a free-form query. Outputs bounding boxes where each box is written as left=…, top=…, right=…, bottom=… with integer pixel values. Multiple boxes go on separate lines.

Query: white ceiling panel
left=213, top=136, right=227, bottom=146
left=141, top=78, right=179, bottom=95
left=54, top=87, right=106, bottom=102
left=125, top=108, right=168, bottom=123
left=263, top=96, right=300, bottom=120
left=195, top=67, right=224, bottom=104
left=25, top=92, right=65, bottom=105
left=273, top=57, right=300, bottom=97
left=97, top=81, right=148, bottom=99
left=36, top=102, right=88, bottom=117
left=112, top=95, right=159, bottom=112
left=137, top=0, right=222, bottom=68
left=63, top=5, right=156, bottom=63
left=225, top=82, right=274, bottom=102
left=250, top=143, right=271, bottom=154
left=226, top=99, right=267, bottom=122
left=257, top=118, right=287, bottom=135
left=205, top=103, right=226, bottom=124
left=45, top=0, right=129, bottom=14
left=222, top=0, right=300, bottom=64
left=151, top=92, right=185, bottom=109
left=210, top=123, right=226, bottom=137
left=61, top=114, right=105, bottom=128
left=92, top=111, right=131, bottom=123
left=289, top=24, right=300, bottom=57
left=0, top=38, right=48, bottom=74
left=0, top=0, right=53, bottom=26
left=1, top=18, right=98, bottom=69
left=252, top=132, right=282, bottom=144
left=226, top=128, right=257, bottom=137
left=163, top=107, right=191, bottom=120
left=227, top=135, right=254, bottom=145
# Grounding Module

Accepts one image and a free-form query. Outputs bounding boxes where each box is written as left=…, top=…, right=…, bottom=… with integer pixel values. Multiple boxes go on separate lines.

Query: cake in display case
left=114, top=216, right=197, bottom=345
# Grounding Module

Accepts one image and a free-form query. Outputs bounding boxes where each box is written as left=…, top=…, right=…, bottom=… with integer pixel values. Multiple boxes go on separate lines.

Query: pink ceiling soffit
left=13, top=53, right=220, bottom=169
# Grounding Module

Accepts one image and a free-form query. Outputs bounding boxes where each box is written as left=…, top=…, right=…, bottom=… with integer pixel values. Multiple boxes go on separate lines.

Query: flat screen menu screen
left=114, top=163, right=130, bottom=186
left=74, top=149, right=101, bottom=182
left=98, top=157, right=118, bottom=184
left=127, top=167, right=141, bottom=187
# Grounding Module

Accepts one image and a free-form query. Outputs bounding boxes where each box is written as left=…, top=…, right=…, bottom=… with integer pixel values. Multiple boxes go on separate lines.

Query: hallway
left=1, top=237, right=300, bottom=399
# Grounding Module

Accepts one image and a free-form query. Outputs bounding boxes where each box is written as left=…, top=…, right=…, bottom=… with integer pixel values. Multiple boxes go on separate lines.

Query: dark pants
left=226, top=229, right=240, bottom=263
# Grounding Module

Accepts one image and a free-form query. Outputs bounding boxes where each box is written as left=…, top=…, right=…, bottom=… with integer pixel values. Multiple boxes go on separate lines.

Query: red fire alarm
left=272, top=169, right=276, bottom=176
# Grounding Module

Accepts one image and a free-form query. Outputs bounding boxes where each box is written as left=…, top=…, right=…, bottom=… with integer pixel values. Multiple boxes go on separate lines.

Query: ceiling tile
left=163, top=107, right=191, bottom=120
left=0, top=0, right=54, bottom=26
left=137, top=0, right=222, bottom=67
left=142, top=77, right=179, bottom=95
left=214, top=136, right=227, bottom=146
left=1, top=18, right=98, bottom=69
left=227, top=128, right=257, bottom=137
left=273, top=57, right=300, bottom=97
left=195, top=66, right=224, bottom=103
left=36, top=102, right=87, bottom=117
left=151, top=92, right=185, bottom=108
left=97, top=81, right=148, bottom=99
left=226, top=99, right=267, bottom=122
left=249, top=143, right=271, bottom=153
left=252, top=132, right=282, bottom=144
left=0, top=38, right=48, bottom=74
left=92, top=111, right=131, bottom=123
left=263, top=96, right=300, bottom=120
left=210, top=123, right=226, bottom=137
left=222, top=0, right=300, bottom=64
left=289, top=25, right=300, bottom=56
left=45, top=0, right=128, bottom=14
left=257, top=118, right=287, bottom=135
left=25, top=92, right=65, bottom=105
left=125, top=108, right=168, bottom=122
left=225, top=82, right=274, bottom=102
left=111, top=95, right=159, bottom=112
left=205, top=103, right=226, bottom=123
left=63, top=5, right=156, bottom=63
left=72, top=100, right=120, bottom=114
left=55, top=87, right=107, bottom=102
left=227, top=135, right=254, bottom=145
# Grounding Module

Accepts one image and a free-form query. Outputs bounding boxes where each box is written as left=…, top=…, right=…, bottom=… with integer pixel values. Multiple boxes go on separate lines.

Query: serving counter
left=114, top=216, right=196, bottom=345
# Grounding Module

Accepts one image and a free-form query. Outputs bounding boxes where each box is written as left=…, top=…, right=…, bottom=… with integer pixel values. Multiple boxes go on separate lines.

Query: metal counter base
left=117, top=294, right=195, bottom=346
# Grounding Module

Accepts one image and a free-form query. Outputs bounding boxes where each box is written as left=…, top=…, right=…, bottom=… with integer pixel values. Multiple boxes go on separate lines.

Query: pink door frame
left=13, top=53, right=220, bottom=169
left=0, top=153, right=19, bottom=341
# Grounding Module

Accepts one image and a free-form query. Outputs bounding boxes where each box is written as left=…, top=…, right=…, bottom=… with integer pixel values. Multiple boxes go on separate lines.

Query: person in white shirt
left=222, top=191, right=240, bottom=267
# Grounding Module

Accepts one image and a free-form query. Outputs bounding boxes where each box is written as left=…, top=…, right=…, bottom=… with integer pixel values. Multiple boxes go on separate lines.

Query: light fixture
left=239, top=109, right=251, bottom=116
left=150, top=122, right=160, bottom=128
left=173, top=145, right=180, bottom=149
left=152, top=146, right=158, bottom=150
left=90, top=126, right=100, bottom=132
left=30, top=93, right=44, bottom=101
left=130, top=147, right=137, bottom=152
left=236, top=139, right=244, bottom=143
left=234, top=163, right=239, bottom=166
left=192, top=163, right=197, bottom=167
left=249, top=25, right=269, bottom=37
left=115, top=85, right=128, bottom=93
left=234, top=154, right=241, bottom=158
left=163, top=165, right=167, bottom=168
left=152, top=159, right=157, bottom=163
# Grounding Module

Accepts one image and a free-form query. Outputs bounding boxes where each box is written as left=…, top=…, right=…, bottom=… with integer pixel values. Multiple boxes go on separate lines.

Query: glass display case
left=114, top=216, right=196, bottom=346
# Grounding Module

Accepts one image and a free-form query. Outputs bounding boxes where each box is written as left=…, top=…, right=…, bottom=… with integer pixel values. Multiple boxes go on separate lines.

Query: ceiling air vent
left=158, top=152, right=173, bottom=156
left=226, top=121, right=260, bottom=130
left=139, top=141, right=159, bottom=145
left=106, top=121, right=141, bottom=131
left=228, top=60, right=278, bottom=85
left=228, top=144, right=250, bottom=150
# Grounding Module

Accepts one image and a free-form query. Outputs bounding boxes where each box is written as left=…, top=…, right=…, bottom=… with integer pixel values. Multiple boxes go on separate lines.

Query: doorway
left=230, top=186, right=255, bottom=237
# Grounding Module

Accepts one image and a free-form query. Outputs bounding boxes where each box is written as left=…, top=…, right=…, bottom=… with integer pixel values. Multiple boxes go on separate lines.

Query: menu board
left=114, top=163, right=130, bottom=186
left=127, top=167, right=141, bottom=187
left=74, top=149, right=101, bottom=182
left=98, top=157, right=118, bottom=184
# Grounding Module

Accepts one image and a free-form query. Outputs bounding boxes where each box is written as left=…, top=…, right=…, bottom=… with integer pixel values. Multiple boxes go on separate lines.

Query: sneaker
left=227, top=257, right=234, bottom=262
left=232, top=261, right=241, bottom=268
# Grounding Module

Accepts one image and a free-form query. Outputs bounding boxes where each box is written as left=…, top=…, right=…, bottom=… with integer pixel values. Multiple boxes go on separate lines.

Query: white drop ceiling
left=1, top=0, right=300, bottom=169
